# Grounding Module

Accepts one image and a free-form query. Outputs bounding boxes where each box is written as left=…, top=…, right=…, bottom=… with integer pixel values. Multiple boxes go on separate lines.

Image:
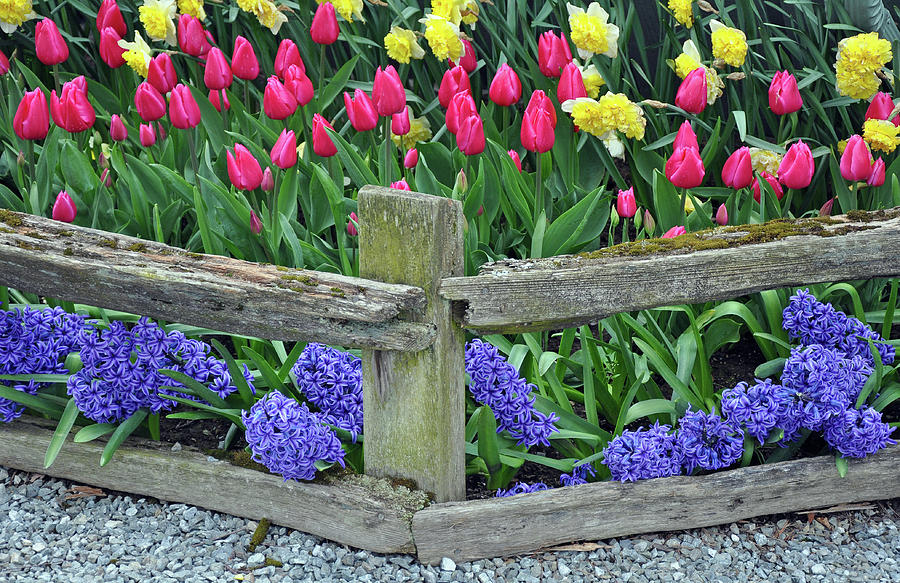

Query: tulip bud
left=672, top=120, right=699, bottom=151
left=778, top=140, right=814, bottom=189
left=488, top=63, right=522, bottom=107
left=312, top=114, right=337, bottom=157
left=438, top=66, right=471, bottom=108
left=521, top=90, right=556, bottom=153
left=675, top=67, right=707, bottom=114
left=178, top=14, right=210, bottom=57
left=263, top=75, right=298, bottom=120
left=446, top=91, right=477, bottom=135
left=865, top=92, right=900, bottom=126
left=456, top=114, right=485, bottom=156
left=169, top=84, right=201, bottom=130
left=209, top=89, right=230, bottom=112
left=508, top=149, right=522, bottom=172
left=260, top=167, right=275, bottom=192
left=403, top=148, right=419, bottom=169
left=148, top=53, right=177, bottom=94
left=643, top=209, right=656, bottom=234
left=109, top=114, right=127, bottom=142
left=768, top=71, right=803, bottom=115
left=274, top=39, right=304, bottom=79
left=134, top=82, right=167, bottom=122
left=50, top=78, right=96, bottom=134
left=454, top=169, right=468, bottom=193
left=372, top=66, right=406, bottom=116
left=392, top=107, right=411, bottom=136
left=311, top=2, right=340, bottom=45
left=232, top=36, right=260, bottom=81
left=0, top=49, right=8, bottom=76
left=609, top=207, right=620, bottom=227
left=840, top=135, right=873, bottom=182
left=204, top=47, right=233, bottom=91
left=98, top=152, right=109, bottom=169
left=751, top=171, right=783, bottom=203
left=100, top=168, right=113, bottom=188
left=52, top=191, right=77, bottom=222
left=662, top=225, right=686, bottom=238
left=665, top=147, right=705, bottom=188
left=35, top=19, right=69, bottom=66
left=616, top=187, right=637, bottom=218
left=538, top=31, right=573, bottom=78
left=449, top=39, right=477, bottom=73
left=226, top=144, right=263, bottom=190
left=819, top=197, right=834, bottom=217
left=97, top=0, right=127, bottom=37
left=390, top=179, right=411, bottom=191
left=868, top=157, right=886, bottom=187
left=139, top=123, right=156, bottom=147
left=270, top=128, right=298, bottom=169
left=13, top=89, right=50, bottom=141
left=343, top=89, right=378, bottom=132
left=99, top=26, right=126, bottom=68
left=250, top=210, right=263, bottom=234
left=347, top=211, right=359, bottom=236
left=715, top=204, right=728, bottom=226
left=721, top=146, right=752, bottom=189
left=557, top=62, right=587, bottom=105
left=285, top=64, right=314, bottom=106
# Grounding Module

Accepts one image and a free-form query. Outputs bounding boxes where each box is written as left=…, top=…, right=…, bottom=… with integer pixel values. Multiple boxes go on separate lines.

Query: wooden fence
left=1, top=190, right=899, bottom=561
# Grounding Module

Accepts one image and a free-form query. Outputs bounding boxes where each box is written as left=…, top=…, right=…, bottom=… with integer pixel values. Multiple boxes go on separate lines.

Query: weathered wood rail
left=1, top=191, right=899, bottom=563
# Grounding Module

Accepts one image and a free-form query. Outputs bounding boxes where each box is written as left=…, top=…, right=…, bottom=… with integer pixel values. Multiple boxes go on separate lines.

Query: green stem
left=243, top=81, right=250, bottom=115
left=188, top=130, right=199, bottom=182
left=622, top=217, right=630, bottom=243
left=52, top=64, right=59, bottom=94
left=534, top=153, right=543, bottom=227
left=679, top=187, right=687, bottom=226
left=318, top=45, right=326, bottom=99
left=384, top=116, right=391, bottom=184
left=24, top=139, right=34, bottom=199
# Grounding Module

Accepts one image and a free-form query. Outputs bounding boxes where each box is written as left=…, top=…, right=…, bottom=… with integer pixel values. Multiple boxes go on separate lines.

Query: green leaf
left=317, top=56, right=359, bottom=111
left=542, top=188, right=609, bottom=256
left=44, top=398, right=79, bottom=468
left=835, top=455, right=849, bottom=478
left=60, top=140, right=98, bottom=195
left=329, top=128, right=378, bottom=187
left=211, top=339, right=256, bottom=406
left=101, top=409, right=148, bottom=466
left=754, top=357, right=787, bottom=379
left=158, top=369, right=230, bottom=409
left=624, top=399, right=677, bottom=425
left=0, top=384, right=64, bottom=417
left=73, top=423, right=117, bottom=443
left=477, top=405, right=503, bottom=486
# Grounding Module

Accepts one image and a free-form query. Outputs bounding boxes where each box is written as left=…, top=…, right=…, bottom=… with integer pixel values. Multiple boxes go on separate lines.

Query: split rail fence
left=1, top=187, right=899, bottom=563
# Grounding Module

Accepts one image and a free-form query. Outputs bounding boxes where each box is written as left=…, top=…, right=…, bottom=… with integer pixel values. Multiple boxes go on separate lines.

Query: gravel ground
left=2, top=465, right=899, bottom=583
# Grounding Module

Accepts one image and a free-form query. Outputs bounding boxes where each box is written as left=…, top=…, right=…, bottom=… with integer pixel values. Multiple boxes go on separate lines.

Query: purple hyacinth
left=291, top=343, right=363, bottom=440
left=465, top=339, right=559, bottom=447
left=0, top=305, right=88, bottom=423
left=560, top=461, right=597, bottom=486
left=823, top=407, right=896, bottom=459
left=242, top=390, right=345, bottom=481
left=602, top=422, right=680, bottom=482
left=782, top=289, right=895, bottom=365
left=721, top=379, right=790, bottom=444
left=495, top=482, right=550, bottom=497
left=778, top=344, right=857, bottom=435
left=674, top=409, right=744, bottom=474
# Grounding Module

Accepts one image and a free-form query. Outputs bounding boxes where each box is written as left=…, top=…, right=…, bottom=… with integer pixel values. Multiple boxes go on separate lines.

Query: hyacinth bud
left=52, top=191, right=77, bottom=222
left=139, top=123, right=156, bottom=147
left=391, top=106, right=411, bottom=136
left=508, top=149, right=522, bottom=172
left=403, top=148, right=419, bottom=169
left=752, top=171, right=783, bottom=203
left=868, top=157, right=886, bottom=187
left=721, top=146, right=752, bottom=189
left=390, top=179, right=411, bottom=191
left=819, top=197, right=834, bottom=217
left=449, top=39, right=477, bottom=73
left=455, top=168, right=468, bottom=193
left=232, top=36, right=260, bottom=81
left=715, top=204, right=728, bottom=226
left=347, top=211, right=359, bottom=236
left=260, top=167, right=275, bottom=191
left=675, top=67, right=707, bottom=114
left=489, top=63, right=522, bottom=107
left=662, top=225, right=686, bottom=238
left=616, top=187, right=637, bottom=218
left=310, top=2, right=339, bottom=45
left=250, top=210, right=262, bottom=235
left=17, top=150, right=25, bottom=166
left=768, top=71, right=803, bottom=115
left=643, top=209, right=656, bottom=234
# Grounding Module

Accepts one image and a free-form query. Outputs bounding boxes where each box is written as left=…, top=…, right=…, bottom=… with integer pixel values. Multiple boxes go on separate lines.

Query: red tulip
left=538, top=31, right=572, bottom=78
left=508, top=149, right=522, bottom=172
left=662, top=226, right=686, bottom=238
left=250, top=210, right=263, bottom=234
left=751, top=172, right=783, bottom=202
left=343, top=89, right=378, bottom=132
left=209, top=89, right=230, bottom=112
left=232, top=36, right=260, bottom=81
left=204, top=47, right=232, bottom=91
left=109, top=114, right=128, bottom=142
left=274, top=39, right=304, bottom=79
left=373, top=65, right=406, bottom=116
left=665, top=147, right=705, bottom=188
left=715, top=204, right=728, bottom=226
left=392, top=107, right=410, bottom=135
left=865, top=92, right=900, bottom=126
left=311, top=2, right=339, bottom=45
left=616, top=187, right=637, bottom=218
left=263, top=75, right=297, bottom=120
left=557, top=62, right=587, bottom=104
left=134, top=82, right=167, bottom=122
left=50, top=78, right=95, bottom=133
left=390, top=179, right=411, bottom=191
left=673, top=120, right=699, bottom=151
left=521, top=90, right=556, bottom=153
left=312, top=114, right=337, bottom=157
left=148, top=53, right=178, bottom=94
left=169, top=84, right=201, bottom=129
left=721, top=146, right=752, bottom=189
left=438, top=66, right=470, bottom=108
left=178, top=14, right=210, bottom=57
left=868, top=157, right=886, bottom=186
left=840, top=135, right=873, bottom=182
left=52, top=191, right=77, bottom=223
left=97, top=0, right=127, bottom=37
left=446, top=91, right=477, bottom=135
left=99, top=26, right=126, bottom=68
left=404, top=148, right=419, bottom=168
left=270, top=129, right=298, bottom=169
left=778, top=140, right=814, bottom=189
left=457, top=114, right=485, bottom=156
left=285, top=64, right=314, bottom=106
left=488, top=63, right=522, bottom=107
left=449, top=39, right=477, bottom=73
left=675, top=67, right=707, bottom=114
left=226, top=144, right=263, bottom=190
left=260, top=167, right=274, bottom=192
left=139, top=123, right=156, bottom=147
left=347, top=211, right=359, bottom=236
left=0, top=49, right=8, bottom=75
left=768, top=71, right=802, bottom=115
left=13, top=89, right=50, bottom=141
left=35, top=19, right=69, bottom=66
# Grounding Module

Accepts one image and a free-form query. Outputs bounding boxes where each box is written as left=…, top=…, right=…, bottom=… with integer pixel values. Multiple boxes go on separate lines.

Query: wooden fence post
left=358, top=186, right=466, bottom=503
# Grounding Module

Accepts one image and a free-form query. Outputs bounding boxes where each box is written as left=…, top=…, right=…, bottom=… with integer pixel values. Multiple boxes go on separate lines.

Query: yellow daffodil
left=710, top=20, right=747, bottom=67
left=561, top=92, right=646, bottom=140
left=863, top=118, right=900, bottom=153
left=139, top=0, right=177, bottom=46
left=575, top=60, right=605, bottom=98
left=237, top=0, right=288, bottom=33
left=749, top=148, right=782, bottom=176
left=391, top=108, right=432, bottom=150
left=668, top=40, right=724, bottom=105
left=177, top=0, right=205, bottom=20
left=317, top=0, right=364, bottom=22
left=835, top=32, right=892, bottom=99
left=421, top=14, right=464, bottom=61
left=0, top=0, right=37, bottom=33
left=384, top=26, right=425, bottom=64
left=461, top=0, right=479, bottom=27
left=668, top=0, right=693, bottom=28
left=431, top=0, right=465, bottom=26
left=118, top=32, right=154, bottom=77
left=837, top=139, right=849, bottom=155
left=566, top=2, right=619, bottom=60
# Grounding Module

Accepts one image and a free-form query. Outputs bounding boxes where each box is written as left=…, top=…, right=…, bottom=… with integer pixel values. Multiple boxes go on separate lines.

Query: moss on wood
left=127, top=243, right=147, bottom=252
left=248, top=517, right=271, bottom=552
left=98, top=238, right=118, bottom=249
left=0, top=209, right=23, bottom=227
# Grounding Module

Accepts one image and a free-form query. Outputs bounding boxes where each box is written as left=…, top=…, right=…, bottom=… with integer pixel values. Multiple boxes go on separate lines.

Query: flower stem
left=534, top=153, right=543, bottom=227
left=318, top=45, right=326, bottom=98
left=679, top=187, right=687, bottom=226
left=188, top=130, right=199, bottom=182
left=384, top=116, right=391, bottom=184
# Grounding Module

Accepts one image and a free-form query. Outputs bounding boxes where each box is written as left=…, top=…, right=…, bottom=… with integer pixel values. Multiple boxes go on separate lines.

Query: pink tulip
left=557, top=62, right=587, bottom=104
left=178, top=14, right=210, bottom=57
left=456, top=114, right=485, bottom=156
left=675, top=67, right=707, bottom=114
left=840, top=135, right=873, bottom=182
left=662, top=226, right=686, bottom=238
left=169, top=84, right=201, bottom=130
left=134, top=82, right=167, bottom=122
left=232, top=36, right=260, bottom=81
left=226, top=144, right=263, bottom=190
left=285, top=64, right=314, bottom=106
left=438, top=66, right=471, bottom=108
left=404, top=148, right=419, bottom=168
left=372, top=65, right=406, bottom=116
left=35, top=19, right=69, bottom=66
left=109, top=114, right=128, bottom=142
left=721, top=146, right=752, bottom=189
left=665, top=147, right=705, bottom=188
left=99, top=27, right=126, bottom=68
left=250, top=210, right=263, bottom=234
left=538, top=31, right=572, bottom=78
left=715, top=204, right=728, bottom=226
left=673, top=120, right=699, bottom=151
left=260, top=167, right=275, bottom=191
left=390, top=179, right=411, bottom=191
left=312, top=114, right=337, bottom=157
left=347, top=211, right=359, bottom=236
left=263, top=75, right=297, bottom=120
left=489, top=63, right=522, bottom=107
left=778, top=140, right=814, bottom=189
left=865, top=92, right=900, bottom=126
left=209, top=89, right=230, bottom=112
left=819, top=198, right=834, bottom=217
left=13, top=89, right=50, bottom=141
left=270, top=129, right=298, bottom=169
left=0, top=48, right=9, bottom=75
left=868, top=157, right=886, bottom=187
left=446, top=91, right=477, bottom=135
left=768, top=71, right=803, bottom=115
left=311, top=2, right=339, bottom=45
left=449, top=39, right=477, bottom=73
left=96, top=0, right=127, bottom=37
left=139, top=123, right=156, bottom=147
left=508, top=149, right=522, bottom=172
left=204, top=47, right=232, bottom=91
left=274, top=39, right=304, bottom=78
left=752, top=171, right=783, bottom=203
left=521, top=90, right=556, bottom=153
left=51, top=191, right=77, bottom=222
left=616, top=187, right=637, bottom=218
left=392, top=107, right=410, bottom=135
left=343, top=89, right=378, bottom=132
left=50, top=78, right=95, bottom=133
left=148, top=53, right=177, bottom=94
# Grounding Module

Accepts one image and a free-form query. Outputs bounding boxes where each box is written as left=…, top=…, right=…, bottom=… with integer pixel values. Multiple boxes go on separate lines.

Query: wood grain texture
left=413, top=443, right=900, bottom=564
left=440, top=209, right=900, bottom=333
left=0, top=417, right=426, bottom=554
left=0, top=210, right=433, bottom=351
left=359, top=186, right=467, bottom=503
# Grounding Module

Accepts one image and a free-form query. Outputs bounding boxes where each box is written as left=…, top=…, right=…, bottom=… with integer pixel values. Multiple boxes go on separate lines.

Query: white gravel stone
left=441, top=557, right=457, bottom=571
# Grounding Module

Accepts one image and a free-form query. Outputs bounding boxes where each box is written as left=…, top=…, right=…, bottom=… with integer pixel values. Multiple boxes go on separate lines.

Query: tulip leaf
left=317, top=55, right=359, bottom=112
left=542, top=187, right=609, bottom=256
left=732, top=111, right=747, bottom=142
left=190, top=85, right=225, bottom=153
left=651, top=170, right=682, bottom=231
